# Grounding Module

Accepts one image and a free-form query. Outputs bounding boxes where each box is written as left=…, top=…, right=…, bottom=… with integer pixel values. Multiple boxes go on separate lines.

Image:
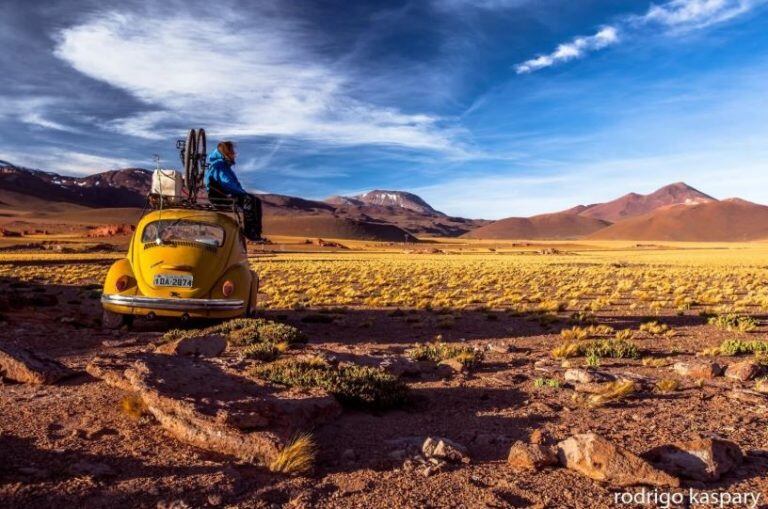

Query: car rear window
left=142, top=220, right=225, bottom=247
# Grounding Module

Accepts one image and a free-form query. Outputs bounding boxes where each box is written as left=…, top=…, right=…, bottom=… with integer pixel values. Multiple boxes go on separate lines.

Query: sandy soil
left=1, top=271, right=768, bottom=509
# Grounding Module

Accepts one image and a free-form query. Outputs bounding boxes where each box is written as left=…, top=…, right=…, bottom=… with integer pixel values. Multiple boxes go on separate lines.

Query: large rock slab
left=0, top=343, right=71, bottom=384
left=87, top=354, right=341, bottom=463
left=557, top=433, right=679, bottom=487
left=643, top=437, right=743, bottom=482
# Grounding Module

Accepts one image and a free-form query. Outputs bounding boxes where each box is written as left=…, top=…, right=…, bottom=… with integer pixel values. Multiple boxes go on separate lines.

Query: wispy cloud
left=53, top=6, right=469, bottom=155
left=515, top=0, right=766, bottom=73
left=0, top=148, right=137, bottom=175
left=0, top=96, right=79, bottom=133
left=639, top=0, right=762, bottom=30
left=515, top=27, right=619, bottom=74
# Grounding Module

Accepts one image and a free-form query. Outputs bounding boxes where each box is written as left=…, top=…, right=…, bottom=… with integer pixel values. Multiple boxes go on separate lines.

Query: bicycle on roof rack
left=176, top=128, right=207, bottom=203
left=149, top=128, right=243, bottom=225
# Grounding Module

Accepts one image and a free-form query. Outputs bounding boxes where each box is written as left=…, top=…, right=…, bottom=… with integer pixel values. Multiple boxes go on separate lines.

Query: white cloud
left=515, top=26, right=619, bottom=74
left=640, top=0, right=759, bottom=29
left=54, top=9, right=467, bottom=154
left=0, top=96, right=78, bottom=132
left=514, top=0, right=766, bottom=73
left=0, top=148, right=136, bottom=175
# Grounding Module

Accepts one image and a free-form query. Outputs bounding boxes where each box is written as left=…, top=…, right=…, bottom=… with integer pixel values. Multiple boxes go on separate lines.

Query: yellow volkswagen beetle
left=101, top=208, right=259, bottom=328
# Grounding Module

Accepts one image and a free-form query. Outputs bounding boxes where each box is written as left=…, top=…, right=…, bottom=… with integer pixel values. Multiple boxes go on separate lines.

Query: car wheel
left=102, top=309, right=131, bottom=329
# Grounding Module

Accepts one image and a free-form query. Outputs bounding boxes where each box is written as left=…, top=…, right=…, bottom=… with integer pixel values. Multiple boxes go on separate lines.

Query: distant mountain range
left=0, top=165, right=149, bottom=208
left=0, top=162, right=485, bottom=241
left=1, top=161, right=765, bottom=242
left=464, top=182, right=760, bottom=241
left=567, top=182, right=716, bottom=222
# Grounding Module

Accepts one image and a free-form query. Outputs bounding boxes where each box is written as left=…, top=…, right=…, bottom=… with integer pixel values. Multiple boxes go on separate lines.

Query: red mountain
left=588, top=199, right=768, bottom=241
left=463, top=212, right=610, bottom=240
left=574, top=182, right=715, bottom=222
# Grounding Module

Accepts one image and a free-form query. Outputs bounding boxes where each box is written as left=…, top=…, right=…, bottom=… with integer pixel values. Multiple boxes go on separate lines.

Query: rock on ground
left=86, top=353, right=341, bottom=463
left=643, top=437, right=743, bottom=482
left=673, top=361, right=723, bottom=380
left=557, top=433, right=679, bottom=488
left=0, top=342, right=72, bottom=384
left=422, top=437, right=470, bottom=464
left=155, top=334, right=227, bottom=358
left=507, top=441, right=558, bottom=472
left=725, top=360, right=764, bottom=382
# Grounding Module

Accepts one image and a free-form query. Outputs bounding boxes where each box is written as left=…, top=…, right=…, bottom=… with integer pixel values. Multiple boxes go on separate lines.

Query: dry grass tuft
left=655, top=379, right=681, bottom=392
left=551, top=342, right=581, bottom=359
left=572, top=379, right=637, bottom=408
left=639, top=320, right=671, bottom=335
left=642, top=357, right=673, bottom=367
left=268, top=433, right=316, bottom=475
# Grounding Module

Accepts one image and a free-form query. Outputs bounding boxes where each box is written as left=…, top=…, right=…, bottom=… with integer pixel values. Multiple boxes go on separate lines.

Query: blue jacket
left=205, top=149, right=247, bottom=196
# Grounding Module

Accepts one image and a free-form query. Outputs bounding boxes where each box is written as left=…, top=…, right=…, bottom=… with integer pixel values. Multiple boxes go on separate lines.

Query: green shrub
left=407, top=342, right=483, bottom=367
left=533, top=377, right=561, bottom=389
left=243, top=342, right=282, bottom=362
left=214, top=318, right=305, bottom=345
left=584, top=338, right=639, bottom=359
left=708, top=314, right=758, bottom=333
left=253, top=358, right=408, bottom=409
left=160, top=318, right=305, bottom=347
left=718, top=339, right=768, bottom=356
left=553, top=338, right=639, bottom=359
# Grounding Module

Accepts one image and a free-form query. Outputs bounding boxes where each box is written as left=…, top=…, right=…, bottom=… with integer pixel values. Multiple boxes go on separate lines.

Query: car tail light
left=116, top=275, right=131, bottom=292
left=222, top=280, right=235, bottom=297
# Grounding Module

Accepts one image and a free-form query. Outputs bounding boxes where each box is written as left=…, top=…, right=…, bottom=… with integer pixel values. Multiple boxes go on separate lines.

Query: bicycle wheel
left=196, top=128, right=207, bottom=199
left=184, top=129, right=198, bottom=201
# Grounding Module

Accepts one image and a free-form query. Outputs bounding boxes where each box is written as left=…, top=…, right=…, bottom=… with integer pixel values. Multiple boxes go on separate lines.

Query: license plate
left=153, top=274, right=193, bottom=288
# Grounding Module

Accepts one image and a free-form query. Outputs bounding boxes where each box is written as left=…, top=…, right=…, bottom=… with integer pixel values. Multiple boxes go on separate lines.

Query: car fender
left=211, top=262, right=252, bottom=302
left=103, top=258, right=137, bottom=295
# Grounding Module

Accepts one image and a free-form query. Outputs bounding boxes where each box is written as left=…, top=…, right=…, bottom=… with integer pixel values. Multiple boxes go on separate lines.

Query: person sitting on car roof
left=205, top=141, right=263, bottom=242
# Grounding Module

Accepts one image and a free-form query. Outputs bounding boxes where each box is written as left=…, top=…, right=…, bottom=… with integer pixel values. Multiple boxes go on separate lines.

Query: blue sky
left=1, top=0, right=766, bottom=218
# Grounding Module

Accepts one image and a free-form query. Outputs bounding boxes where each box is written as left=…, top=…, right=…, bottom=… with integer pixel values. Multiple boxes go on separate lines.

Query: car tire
left=102, top=309, right=132, bottom=329
left=246, top=271, right=259, bottom=317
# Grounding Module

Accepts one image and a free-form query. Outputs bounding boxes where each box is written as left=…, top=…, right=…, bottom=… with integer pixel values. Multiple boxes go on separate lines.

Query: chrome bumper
left=101, top=294, right=244, bottom=311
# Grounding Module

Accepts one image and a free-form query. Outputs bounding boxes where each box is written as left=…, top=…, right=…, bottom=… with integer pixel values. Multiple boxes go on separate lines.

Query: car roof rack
left=146, top=194, right=244, bottom=226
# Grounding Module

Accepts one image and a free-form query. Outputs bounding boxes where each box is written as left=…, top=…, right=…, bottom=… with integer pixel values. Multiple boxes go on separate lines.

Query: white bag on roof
left=151, top=169, right=183, bottom=197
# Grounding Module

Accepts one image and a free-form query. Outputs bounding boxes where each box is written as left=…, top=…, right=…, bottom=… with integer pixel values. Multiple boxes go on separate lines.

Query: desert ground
left=2, top=235, right=768, bottom=508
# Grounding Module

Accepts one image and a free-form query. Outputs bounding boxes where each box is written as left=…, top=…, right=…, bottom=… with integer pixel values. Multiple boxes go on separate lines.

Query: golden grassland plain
left=3, top=239, right=768, bottom=316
